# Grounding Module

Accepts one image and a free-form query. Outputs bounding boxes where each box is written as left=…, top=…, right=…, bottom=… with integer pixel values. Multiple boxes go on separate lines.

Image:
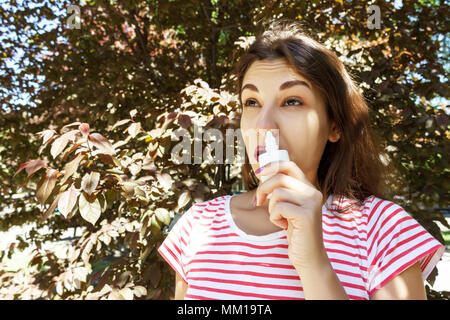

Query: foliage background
left=0, top=0, right=448, bottom=299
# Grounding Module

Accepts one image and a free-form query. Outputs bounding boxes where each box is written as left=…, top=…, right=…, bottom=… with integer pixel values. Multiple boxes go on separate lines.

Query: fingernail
left=255, top=166, right=264, bottom=174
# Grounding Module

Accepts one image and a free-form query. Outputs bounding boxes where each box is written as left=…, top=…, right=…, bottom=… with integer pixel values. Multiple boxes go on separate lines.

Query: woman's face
left=240, top=58, right=340, bottom=189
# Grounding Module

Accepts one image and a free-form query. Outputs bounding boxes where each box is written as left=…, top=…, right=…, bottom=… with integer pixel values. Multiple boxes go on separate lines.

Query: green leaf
left=155, top=208, right=171, bottom=226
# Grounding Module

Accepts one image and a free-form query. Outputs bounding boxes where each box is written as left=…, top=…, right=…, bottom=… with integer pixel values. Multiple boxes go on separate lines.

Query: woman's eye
left=243, top=99, right=259, bottom=107
left=284, top=98, right=304, bottom=106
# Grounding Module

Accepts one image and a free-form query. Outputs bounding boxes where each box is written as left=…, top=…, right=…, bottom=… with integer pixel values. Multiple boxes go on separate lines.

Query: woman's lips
left=254, top=146, right=266, bottom=162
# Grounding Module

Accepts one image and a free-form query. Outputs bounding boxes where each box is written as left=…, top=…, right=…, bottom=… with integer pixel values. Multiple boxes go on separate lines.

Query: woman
left=158, top=19, right=445, bottom=300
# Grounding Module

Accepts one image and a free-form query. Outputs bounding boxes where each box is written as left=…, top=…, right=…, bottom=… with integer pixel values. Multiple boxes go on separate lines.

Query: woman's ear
left=328, top=120, right=341, bottom=143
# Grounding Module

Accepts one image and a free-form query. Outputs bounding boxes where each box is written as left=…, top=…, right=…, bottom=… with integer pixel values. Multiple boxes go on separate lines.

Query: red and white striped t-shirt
left=157, top=194, right=445, bottom=300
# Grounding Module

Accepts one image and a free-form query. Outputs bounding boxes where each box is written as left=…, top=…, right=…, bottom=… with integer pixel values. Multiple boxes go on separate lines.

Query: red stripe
left=340, top=281, right=366, bottom=291
left=209, top=201, right=223, bottom=206
left=329, top=257, right=368, bottom=272
left=210, top=225, right=232, bottom=231
left=348, top=295, right=368, bottom=300
left=207, top=232, right=238, bottom=238
left=323, top=238, right=367, bottom=251
left=367, top=197, right=383, bottom=220
left=189, top=258, right=296, bottom=270
left=192, top=211, right=225, bottom=219
left=196, top=250, right=289, bottom=259
left=179, top=224, right=190, bottom=247
left=330, top=205, right=370, bottom=214
left=192, top=217, right=228, bottom=226
left=420, top=248, right=435, bottom=270
left=188, top=267, right=300, bottom=280
left=322, top=213, right=367, bottom=225
left=334, top=268, right=367, bottom=283
left=186, top=217, right=193, bottom=230
left=331, top=199, right=360, bottom=210
left=322, top=220, right=367, bottom=234
left=196, top=203, right=208, bottom=207
left=188, top=284, right=303, bottom=300
left=200, top=241, right=289, bottom=250
left=323, top=229, right=366, bottom=241
left=184, top=293, right=216, bottom=300
left=189, top=276, right=303, bottom=291
left=325, top=247, right=366, bottom=261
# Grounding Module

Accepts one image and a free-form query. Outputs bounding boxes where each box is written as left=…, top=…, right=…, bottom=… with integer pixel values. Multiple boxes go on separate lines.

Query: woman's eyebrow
left=241, top=79, right=311, bottom=94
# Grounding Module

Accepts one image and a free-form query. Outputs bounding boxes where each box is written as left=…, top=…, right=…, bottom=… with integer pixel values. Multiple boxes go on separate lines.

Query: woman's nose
left=256, top=104, right=278, bottom=129
left=256, top=106, right=279, bottom=137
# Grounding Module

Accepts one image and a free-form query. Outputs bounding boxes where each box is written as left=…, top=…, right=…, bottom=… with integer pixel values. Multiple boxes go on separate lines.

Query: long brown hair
left=230, top=18, right=392, bottom=213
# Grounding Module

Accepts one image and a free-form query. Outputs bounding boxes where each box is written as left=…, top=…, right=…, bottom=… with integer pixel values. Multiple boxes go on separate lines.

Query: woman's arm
left=295, top=249, right=349, bottom=300
left=174, top=273, right=188, bottom=300
left=370, top=262, right=427, bottom=300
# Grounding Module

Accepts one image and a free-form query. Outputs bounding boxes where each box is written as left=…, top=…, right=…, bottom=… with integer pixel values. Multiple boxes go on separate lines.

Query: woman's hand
left=255, top=160, right=328, bottom=270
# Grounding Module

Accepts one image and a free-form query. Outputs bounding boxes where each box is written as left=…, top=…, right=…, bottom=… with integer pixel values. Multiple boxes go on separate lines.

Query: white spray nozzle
left=265, top=131, right=278, bottom=153
left=258, top=131, right=290, bottom=199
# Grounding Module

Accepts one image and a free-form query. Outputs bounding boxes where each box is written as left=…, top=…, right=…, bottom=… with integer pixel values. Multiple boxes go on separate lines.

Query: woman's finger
left=267, top=187, right=301, bottom=229
left=256, top=172, right=313, bottom=206
left=269, top=200, right=300, bottom=230
left=256, top=160, right=311, bottom=186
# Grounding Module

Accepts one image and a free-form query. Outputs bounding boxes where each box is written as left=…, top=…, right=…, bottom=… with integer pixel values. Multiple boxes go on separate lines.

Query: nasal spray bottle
left=258, top=131, right=290, bottom=199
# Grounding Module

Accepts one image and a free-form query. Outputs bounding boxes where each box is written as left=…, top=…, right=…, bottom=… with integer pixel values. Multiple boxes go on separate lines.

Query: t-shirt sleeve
left=365, top=198, right=446, bottom=297
left=157, top=206, right=194, bottom=284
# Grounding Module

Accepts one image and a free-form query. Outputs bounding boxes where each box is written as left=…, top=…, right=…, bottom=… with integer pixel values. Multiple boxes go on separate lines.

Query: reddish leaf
left=62, top=129, right=80, bottom=142
left=81, top=171, right=100, bottom=195
left=79, top=193, right=101, bottom=226
left=111, top=119, right=131, bottom=130
left=177, top=114, right=192, bottom=129
left=36, top=129, right=57, bottom=145
left=14, top=159, right=47, bottom=178
left=58, top=185, right=79, bottom=218
left=88, top=133, right=115, bottom=155
left=60, top=152, right=86, bottom=185
left=50, top=130, right=79, bottom=159
left=61, top=141, right=85, bottom=162
left=61, top=121, right=81, bottom=131
left=79, top=123, right=90, bottom=137
left=167, top=111, right=178, bottom=120
left=36, top=168, right=59, bottom=205
left=51, top=135, right=69, bottom=159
